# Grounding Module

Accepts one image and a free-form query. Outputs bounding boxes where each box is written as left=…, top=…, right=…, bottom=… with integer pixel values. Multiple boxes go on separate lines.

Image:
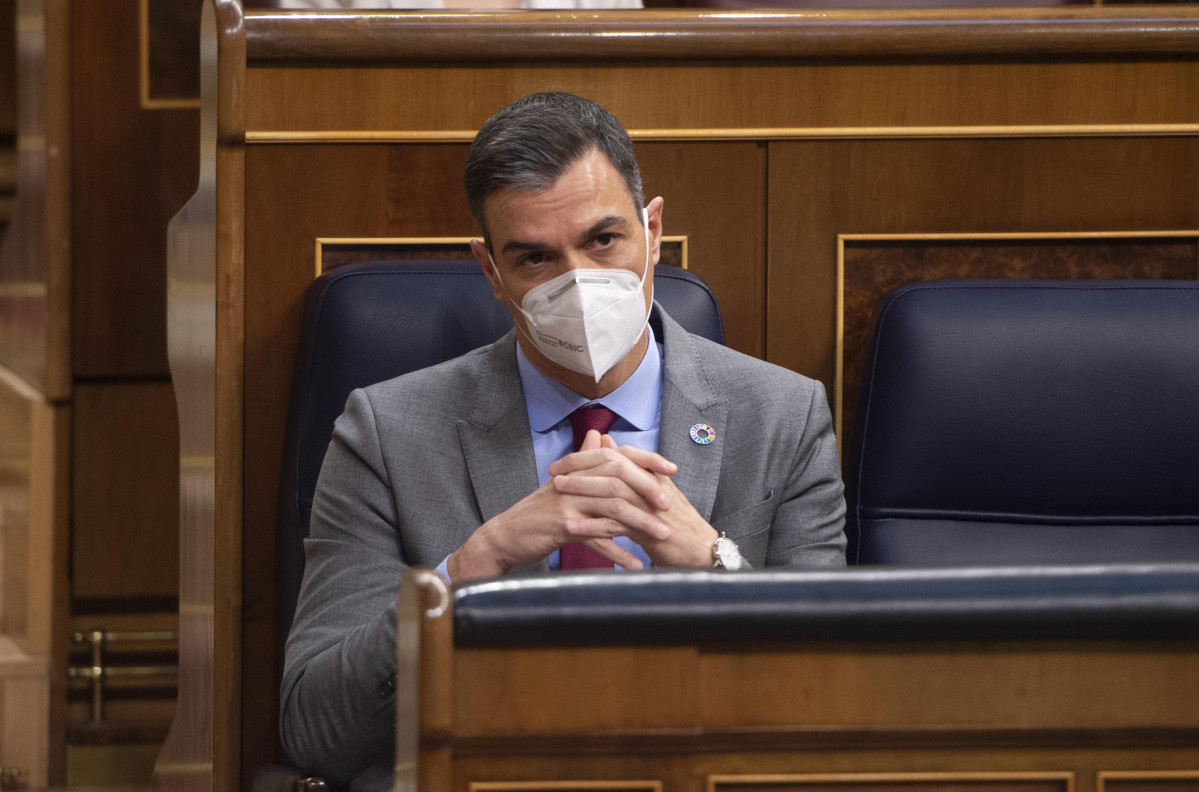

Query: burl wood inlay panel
left=840, top=236, right=1198, bottom=440
left=712, top=774, right=1073, bottom=792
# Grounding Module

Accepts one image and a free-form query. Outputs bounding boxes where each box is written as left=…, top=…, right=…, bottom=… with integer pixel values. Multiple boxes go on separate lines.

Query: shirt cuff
left=434, top=555, right=453, bottom=585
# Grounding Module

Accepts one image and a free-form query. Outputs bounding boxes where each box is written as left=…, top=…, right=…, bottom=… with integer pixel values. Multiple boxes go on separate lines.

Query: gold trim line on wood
left=840, top=230, right=1199, bottom=241
left=315, top=236, right=690, bottom=276
left=247, top=125, right=1199, bottom=145
left=833, top=229, right=1199, bottom=451
left=709, top=772, right=1076, bottom=790
left=154, top=762, right=214, bottom=773
left=471, top=783, right=662, bottom=791
left=1097, top=770, right=1199, bottom=792
left=0, top=282, right=49, bottom=298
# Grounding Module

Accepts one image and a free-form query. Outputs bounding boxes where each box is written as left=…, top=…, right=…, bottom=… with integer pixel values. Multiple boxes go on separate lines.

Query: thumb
left=580, top=428, right=603, bottom=451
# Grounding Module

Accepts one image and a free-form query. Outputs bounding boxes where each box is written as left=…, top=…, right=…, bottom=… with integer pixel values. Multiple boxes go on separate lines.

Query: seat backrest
left=848, top=279, right=1199, bottom=566
left=276, top=260, right=724, bottom=641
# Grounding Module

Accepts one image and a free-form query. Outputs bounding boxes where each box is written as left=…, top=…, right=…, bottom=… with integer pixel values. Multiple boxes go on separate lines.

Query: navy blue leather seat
left=277, top=260, right=725, bottom=649
left=848, top=279, right=1199, bottom=566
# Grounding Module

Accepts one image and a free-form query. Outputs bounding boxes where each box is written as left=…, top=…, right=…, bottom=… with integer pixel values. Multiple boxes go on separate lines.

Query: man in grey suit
left=281, top=92, right=846, bottom=789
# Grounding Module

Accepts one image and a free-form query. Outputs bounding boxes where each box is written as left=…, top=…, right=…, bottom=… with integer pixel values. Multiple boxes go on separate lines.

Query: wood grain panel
left=768, top=137, right=1199, bottom=406
left=839, top=236, right=1198, bottom=442
left=242, top=9, right=1199, bottom=63
left=0, top=2, right=14, bottom=136
left=71, top=381, right=179, bottom=601
left=70, top=0, right=199, bottom=379
left=153, top=3, right=230, bottom=790
left=700, top=643, right=1199, bottom=730
left=638, top=142, right=765, bottom=358
left=0, top=638, right=50, bottom=788
left=0, top=375, right=33, bottom=643
left=0, top=374, right=69, bottom=659
left=244, top=60, right=1199, bottom=137
left=0, top=0, right=71, bottom=399
left=710, top=773, right=1072, bottom=792
left=0, top=1, right=13, bottom=251
left=1099, top=772, right=1199, bottom=792
left=451, top=733, right=1199, bottom=792
left=453, top=646, right=699, bottom=734
left=142, top=0, right=201, bottom=106
left=0, top=373, right=68, bottom=785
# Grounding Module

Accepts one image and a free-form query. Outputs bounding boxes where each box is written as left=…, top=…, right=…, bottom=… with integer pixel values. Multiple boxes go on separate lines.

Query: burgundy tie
left=560, top=405, right=619, bottom=571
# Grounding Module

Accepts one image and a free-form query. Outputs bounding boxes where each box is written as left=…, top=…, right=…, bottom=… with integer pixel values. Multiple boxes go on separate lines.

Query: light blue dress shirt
left=436, top=326, right=664, bottom=581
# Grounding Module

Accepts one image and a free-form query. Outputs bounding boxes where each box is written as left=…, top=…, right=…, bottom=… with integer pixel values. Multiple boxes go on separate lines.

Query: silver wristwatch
left=712, top=531, right=745, bottom=571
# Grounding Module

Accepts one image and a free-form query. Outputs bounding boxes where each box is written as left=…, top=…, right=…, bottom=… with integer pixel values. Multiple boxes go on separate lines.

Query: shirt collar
left=517, top=325, right=662, bottom=433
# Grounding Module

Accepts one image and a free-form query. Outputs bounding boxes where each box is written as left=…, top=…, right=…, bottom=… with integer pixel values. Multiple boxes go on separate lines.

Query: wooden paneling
left=0, top=375, right=34, bottom=645
left=702, top=643, right=1199, bottom=730
left=154, top=3, right=238, bottom=791
left=0, top=636, right=50, bottom=789
left=0, top=373, right=70, bottom=785
left=0, top=1, right=14, bottom=247
left=242, top=9, right=1199, bottom=65
left=1099, top=773, right=1199, bottom=792
left=71, top=382, right=179, bottom=601
left=638, top=142, right=766, bottom=358
left=0, top=374, right=69, bottom=659
left=142, top=0, right=201, bottom=107
left=768, top=137, right=1199, bottom=411
left=709, top=773, right=1073, bottom=792
left=0, top=0, right=71, bottom=399
left=245, top=60, right=1199, bottom=138
left=70, top=0, right=199, bottom=379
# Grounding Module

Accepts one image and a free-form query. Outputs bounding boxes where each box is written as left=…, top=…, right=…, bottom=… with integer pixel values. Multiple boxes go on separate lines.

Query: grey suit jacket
left=280, top=307, right=846, bottom=789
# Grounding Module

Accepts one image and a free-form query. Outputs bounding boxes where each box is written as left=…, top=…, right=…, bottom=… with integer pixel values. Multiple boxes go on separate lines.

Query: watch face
left=716, top=536, right=744, bottom=571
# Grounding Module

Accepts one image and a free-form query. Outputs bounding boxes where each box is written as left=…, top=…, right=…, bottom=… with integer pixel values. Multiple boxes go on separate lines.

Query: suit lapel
left=656, top=308, right=727, bottom=522
left=455, top=333, right=550, bottom=574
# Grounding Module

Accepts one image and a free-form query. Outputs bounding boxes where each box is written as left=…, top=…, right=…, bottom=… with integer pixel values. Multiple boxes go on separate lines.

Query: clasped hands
left=447, top=429, right=719, bottom=582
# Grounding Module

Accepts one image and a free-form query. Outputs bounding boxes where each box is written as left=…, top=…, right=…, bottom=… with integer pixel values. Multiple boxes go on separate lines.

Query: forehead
left=484, top=149, right=635, bottom=244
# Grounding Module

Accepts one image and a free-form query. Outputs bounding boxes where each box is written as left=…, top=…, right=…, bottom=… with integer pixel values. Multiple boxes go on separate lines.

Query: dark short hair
left=463, top=92, right=644, bottom=241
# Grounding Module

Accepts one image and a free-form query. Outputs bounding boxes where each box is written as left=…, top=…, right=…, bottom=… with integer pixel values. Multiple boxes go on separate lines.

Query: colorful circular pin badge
left=690, top=423, right=715, bottom=445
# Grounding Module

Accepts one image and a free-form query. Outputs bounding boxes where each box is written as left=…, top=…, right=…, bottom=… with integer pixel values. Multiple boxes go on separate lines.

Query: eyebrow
left=499, top=214, right=629, bottom=256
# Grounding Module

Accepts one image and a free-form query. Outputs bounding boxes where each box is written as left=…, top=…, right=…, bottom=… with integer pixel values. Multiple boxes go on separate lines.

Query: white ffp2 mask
left=492, top=209, right=652, bottom=382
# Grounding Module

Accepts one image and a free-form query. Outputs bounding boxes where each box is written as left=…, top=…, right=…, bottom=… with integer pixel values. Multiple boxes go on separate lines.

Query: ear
left=645, top=196, right=665, bottom=268
left=471, top=238, right=506, bottom=303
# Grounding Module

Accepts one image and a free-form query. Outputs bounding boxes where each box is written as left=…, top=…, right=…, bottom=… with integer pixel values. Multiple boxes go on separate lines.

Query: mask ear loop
left=642, top=206, right=654, bottom=309
left=486, top=250, right=543, bottom=352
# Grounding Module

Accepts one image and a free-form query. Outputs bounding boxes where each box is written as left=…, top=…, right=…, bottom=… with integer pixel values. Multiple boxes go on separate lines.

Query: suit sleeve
left=279, top=388, right=404, bottom=784
left=766, top=380, right=848, bottom=568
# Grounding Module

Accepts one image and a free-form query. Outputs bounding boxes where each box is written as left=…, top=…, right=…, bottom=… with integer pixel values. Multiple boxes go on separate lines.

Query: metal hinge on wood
left=0, top=766, right=28, bottom=791
left=67, top=629, right=179, bottom=722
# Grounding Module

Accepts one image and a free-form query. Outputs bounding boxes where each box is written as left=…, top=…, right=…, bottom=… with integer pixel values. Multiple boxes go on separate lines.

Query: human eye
left=591, top=232, right=621, bottom=252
